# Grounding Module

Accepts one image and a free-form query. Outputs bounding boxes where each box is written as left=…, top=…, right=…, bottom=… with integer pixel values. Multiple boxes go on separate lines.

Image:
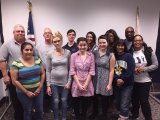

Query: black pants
left=72, top=96, right=90, bottom=119
left=43, top=78, right=52, bottom=112
left=132, top=82, right=152, bottom=120
left=8, top=83, right=24, bottom=120
left=99, top=95, right=110, bottom=116
left=90, top=93, right=99, bottom=115
left=67, top=89, right=73, bottom=109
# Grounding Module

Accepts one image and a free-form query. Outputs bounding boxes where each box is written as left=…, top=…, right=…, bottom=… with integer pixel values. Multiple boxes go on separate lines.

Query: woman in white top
left=129, top=35, right=158, bottom=120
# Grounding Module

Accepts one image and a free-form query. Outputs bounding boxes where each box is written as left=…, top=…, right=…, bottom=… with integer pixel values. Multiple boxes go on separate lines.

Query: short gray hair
left=13, top=24, right=25, bottom=32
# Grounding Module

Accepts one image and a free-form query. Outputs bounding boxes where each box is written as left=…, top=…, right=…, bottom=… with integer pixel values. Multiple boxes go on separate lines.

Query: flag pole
left=135, top=6, right=140, bottom=35
left=27, top=1, right=32, bottom=12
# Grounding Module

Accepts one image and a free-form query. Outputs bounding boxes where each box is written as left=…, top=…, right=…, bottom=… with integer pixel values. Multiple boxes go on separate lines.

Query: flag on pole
left=27, top=11, right=35, bottom=44
left=0, top=0, right=4, bottom=47
left=27, top=1, right=35, bottom=44
left=135, top=6, right=140, bottom=35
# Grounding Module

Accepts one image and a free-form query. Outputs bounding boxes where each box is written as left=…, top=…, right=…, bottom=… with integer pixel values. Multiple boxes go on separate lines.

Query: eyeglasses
left=134, top=40, right=143, bottom=43
left=44, top=32, right=52, bottom=35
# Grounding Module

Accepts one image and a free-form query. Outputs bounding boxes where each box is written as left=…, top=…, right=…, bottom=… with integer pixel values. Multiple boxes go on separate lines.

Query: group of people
left=0, top=24, right=158, bottom=120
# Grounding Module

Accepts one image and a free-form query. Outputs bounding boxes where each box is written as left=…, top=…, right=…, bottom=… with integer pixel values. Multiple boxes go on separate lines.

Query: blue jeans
left=114, top=85, right=133, bottom=117
left=51, top=85, right=69, bottom=120
left=17, top=89, right=43, bottom=120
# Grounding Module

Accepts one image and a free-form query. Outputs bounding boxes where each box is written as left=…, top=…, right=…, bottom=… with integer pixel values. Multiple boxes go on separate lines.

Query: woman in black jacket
left=129, top=35, right=158, bottom=120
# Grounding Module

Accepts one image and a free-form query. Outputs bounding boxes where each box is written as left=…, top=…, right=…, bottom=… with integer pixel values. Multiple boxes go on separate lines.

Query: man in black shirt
left=63, top=29, right=78, bottom=119
left=124, top=26, right=135, bottom=50
left=63, top=29, right=78, bottom=54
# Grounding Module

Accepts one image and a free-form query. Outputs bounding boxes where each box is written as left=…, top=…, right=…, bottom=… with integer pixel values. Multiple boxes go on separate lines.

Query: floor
left=0, top=94, right=160, bottom=120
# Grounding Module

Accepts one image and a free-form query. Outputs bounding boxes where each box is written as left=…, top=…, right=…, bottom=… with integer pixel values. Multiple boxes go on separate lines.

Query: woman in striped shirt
left=10, top=42, right=45, bottom=120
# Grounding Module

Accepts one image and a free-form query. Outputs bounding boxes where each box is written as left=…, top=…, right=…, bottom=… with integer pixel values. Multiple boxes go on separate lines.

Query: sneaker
left=118, top=115, right=129, bottom=120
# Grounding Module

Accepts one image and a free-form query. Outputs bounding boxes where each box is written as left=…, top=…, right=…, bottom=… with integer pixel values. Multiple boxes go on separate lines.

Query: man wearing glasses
left=36, top=27, right=55, bottom=113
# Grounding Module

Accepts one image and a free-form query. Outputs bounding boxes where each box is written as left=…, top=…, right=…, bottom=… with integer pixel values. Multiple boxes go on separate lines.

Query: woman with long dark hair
left=86, top=31, right=97, bottom=52
left=105, top=29, right=120, bottom=52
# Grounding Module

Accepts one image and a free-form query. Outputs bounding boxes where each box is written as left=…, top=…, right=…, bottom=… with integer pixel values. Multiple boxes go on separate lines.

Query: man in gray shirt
left=36, top=27, right=54, bottom=67
left=0, top=24, right=28, bottom=120
left=36, top=27, right=54, bottom=112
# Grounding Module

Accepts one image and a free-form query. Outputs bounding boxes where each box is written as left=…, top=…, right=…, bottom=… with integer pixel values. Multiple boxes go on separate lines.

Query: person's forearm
left=0, top=61, right=8, bottom=77
left=108, top=55, right=115, bottom=86
left=67, top=75, right=72, bottom=85
left=73, top=75, right=80, bottom=85
left=13, top=81, right=28, bottom=94
left=108, top=71, right=114, bottom=86
left=39, top=73, right=45, bottom=89
left=144, top=54, right=158, bottom=72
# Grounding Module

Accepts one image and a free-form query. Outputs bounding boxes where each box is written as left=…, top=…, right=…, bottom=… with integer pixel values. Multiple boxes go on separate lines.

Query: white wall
left=1, top=0, right=160, bottom=50
left=0, top=0, right=160, bottom=98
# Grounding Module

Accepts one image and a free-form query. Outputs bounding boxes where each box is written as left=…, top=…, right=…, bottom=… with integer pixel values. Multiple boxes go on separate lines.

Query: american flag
left=27, top=11, right=35, bottom=44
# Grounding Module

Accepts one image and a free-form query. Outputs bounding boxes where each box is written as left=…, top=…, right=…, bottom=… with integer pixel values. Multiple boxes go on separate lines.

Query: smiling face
left=52, top=37, right=63, bottom=49
left=67, top=32, right=76, bottom=43
left=86, top=33, right=93, bottom=44
left=133, top=35, right=143, bottom=50
left=22, top=44, right=33, bottom=59
left=98, top=38, right=108, bottom=51
left=77, top=41, right=88, bottom=53
left=13, top=26, right=25, bottom=43
left=116, top=44, right=125, bottom=55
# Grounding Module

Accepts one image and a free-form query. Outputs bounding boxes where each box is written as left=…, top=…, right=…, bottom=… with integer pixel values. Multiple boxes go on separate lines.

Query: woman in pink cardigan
left=70, top=37, right=95, bottom=120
